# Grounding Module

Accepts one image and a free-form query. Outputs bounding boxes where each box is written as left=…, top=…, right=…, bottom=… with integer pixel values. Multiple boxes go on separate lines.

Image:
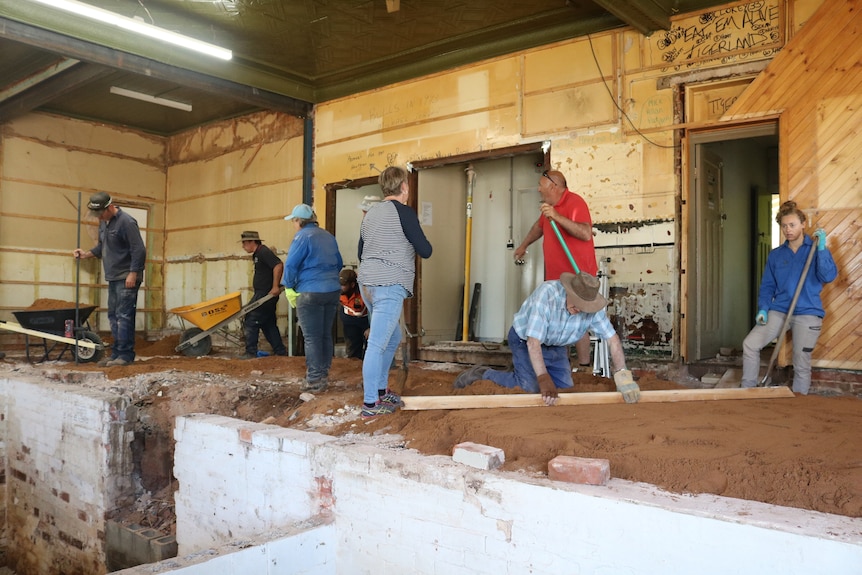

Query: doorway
left=685, top=123, right=779, bottom=361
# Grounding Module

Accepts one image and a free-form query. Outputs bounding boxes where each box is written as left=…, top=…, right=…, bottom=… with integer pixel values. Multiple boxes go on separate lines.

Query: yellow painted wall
left=1, top=0, right=831, bottom=362
left=0, top=113, right=165, bottom=334
left=163, top=111, right=305, bottom=337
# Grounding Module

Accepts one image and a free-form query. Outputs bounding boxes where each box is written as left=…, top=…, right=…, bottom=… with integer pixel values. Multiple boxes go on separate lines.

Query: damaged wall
left=168, top=413, right=862, bottom=575
left=1, top=376, right=137, bottom=575
left=0, top=113, right=166, bottom=333
left=313, top=0, right=817, bottom=357
left=163, top=111, right=305, bottom=334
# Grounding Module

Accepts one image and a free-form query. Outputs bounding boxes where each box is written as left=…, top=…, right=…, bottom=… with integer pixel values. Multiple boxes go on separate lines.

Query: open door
left=694, top=147, right=724, bottom=360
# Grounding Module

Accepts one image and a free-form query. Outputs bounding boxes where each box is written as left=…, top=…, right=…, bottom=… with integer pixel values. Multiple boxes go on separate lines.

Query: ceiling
left=0, top=1, right=730, bottom=136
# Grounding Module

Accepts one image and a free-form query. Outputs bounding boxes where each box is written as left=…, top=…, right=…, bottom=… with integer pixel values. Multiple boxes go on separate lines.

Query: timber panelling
left=725, top=0, right=862, bottom=369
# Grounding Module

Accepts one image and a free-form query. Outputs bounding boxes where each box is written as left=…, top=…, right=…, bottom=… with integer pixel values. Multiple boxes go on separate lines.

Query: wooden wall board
left=642, top=0, right=783, bottom=71
left=523, top=34, right=612, bottom=93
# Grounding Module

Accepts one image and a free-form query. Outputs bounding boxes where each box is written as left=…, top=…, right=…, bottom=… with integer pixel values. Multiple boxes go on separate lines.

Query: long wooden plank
left=0, top=321, right=97, bottom=348
left=401, top=387, right=794, bottom=411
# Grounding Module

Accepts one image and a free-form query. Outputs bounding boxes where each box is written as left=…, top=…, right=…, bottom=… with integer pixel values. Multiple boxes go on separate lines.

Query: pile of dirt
left=24, top=298, right=84, bottom=310
left=1, top=350, right=860, bottom=526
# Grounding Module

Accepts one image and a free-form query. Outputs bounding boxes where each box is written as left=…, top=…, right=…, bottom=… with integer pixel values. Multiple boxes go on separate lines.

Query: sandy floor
left=6, top=332, right=858, bottom=523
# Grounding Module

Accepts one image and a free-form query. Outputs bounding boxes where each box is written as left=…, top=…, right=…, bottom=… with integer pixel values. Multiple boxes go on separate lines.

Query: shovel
left=393, top=311, right=409, bottom=394
left=759, top=236, right=817, bottom=386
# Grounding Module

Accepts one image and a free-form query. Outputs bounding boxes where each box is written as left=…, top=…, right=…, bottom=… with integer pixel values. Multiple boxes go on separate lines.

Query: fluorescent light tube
left=28, top=0, right=232, bottom=60
left=110, top=86, right=192, bottom=112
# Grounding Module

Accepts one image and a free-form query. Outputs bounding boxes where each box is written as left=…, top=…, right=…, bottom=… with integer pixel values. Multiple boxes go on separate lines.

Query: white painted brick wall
left=2, top=376, right=136, bottom=574
left=171, top=414, right=862, bottom=575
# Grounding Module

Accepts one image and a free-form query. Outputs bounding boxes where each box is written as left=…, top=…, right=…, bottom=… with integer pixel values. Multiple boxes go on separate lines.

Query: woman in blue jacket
left=741, top=201, right=838, bottom=394
left=283, top=204, right=343, bottom=393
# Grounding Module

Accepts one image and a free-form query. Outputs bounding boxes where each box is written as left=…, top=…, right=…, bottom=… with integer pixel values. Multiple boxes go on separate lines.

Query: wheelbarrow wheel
left=180, top=328, right=212, bottom=357
left=74, top=331, right=104, bottom=363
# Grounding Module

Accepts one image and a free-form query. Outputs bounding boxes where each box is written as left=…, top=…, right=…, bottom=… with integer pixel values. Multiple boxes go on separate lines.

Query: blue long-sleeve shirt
left=281, top=223, right=342, bottom=293
left=758, top=235, right=838, bottom=318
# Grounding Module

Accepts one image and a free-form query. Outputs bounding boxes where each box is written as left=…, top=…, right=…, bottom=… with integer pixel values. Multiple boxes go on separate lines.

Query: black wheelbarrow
left=0, top=305, right=105, bottom=363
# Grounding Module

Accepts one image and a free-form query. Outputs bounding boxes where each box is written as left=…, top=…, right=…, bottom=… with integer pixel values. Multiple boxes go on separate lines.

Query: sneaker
left=454, top=365, right=490, bottom=389
left=105, top=358, right=129, bottom=367
left=301, top=380, right=328, bottom=393
left=379, top=389, right=402, bottom=407
left=361, top=402, right=397, bottom=419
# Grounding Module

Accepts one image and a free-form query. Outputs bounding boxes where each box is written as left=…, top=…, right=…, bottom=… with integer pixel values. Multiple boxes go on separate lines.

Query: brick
left=452, top=442, right=505, bottom=470
left=149, top=535, right=178, bottom=562
left=548, top=456, right=610, bottom=485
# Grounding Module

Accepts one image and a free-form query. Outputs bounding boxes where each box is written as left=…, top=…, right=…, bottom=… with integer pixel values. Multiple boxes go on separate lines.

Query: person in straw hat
left=453, top=272, right=639, bottom=405
left=239, top=230, right=287, bottom=359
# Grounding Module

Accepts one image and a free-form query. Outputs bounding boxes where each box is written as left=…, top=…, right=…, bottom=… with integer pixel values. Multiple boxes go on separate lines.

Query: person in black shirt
left=240, top=231, right=287, bottom=358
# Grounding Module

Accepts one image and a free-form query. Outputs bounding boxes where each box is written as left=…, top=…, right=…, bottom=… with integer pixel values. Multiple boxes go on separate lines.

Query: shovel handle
left=549, top=219, right=580, bottom=275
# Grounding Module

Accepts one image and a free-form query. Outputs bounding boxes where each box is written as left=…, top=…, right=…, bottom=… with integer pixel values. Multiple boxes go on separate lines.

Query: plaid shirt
left=512, top=280, right=616, bottom=346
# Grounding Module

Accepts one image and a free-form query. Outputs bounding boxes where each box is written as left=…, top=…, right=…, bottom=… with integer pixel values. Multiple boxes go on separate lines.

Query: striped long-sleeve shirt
left=358, top=199, right=432, bottom=296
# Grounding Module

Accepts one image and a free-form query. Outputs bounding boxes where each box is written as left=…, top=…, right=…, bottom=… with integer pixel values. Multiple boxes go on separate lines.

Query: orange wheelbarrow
left=170, top=292, right=276, bottom=357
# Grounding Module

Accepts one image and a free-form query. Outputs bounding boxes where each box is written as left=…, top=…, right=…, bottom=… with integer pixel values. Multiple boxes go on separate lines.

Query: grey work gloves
left=613, top=369, right=640, bottom=403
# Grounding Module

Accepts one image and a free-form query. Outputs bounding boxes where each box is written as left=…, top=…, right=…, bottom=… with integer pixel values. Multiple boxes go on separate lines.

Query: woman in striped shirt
left=357, top=166, right=432, bottom=418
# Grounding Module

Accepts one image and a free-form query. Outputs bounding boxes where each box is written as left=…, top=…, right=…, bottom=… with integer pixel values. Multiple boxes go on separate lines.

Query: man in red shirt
left=513, top=169, right=598, bottom=369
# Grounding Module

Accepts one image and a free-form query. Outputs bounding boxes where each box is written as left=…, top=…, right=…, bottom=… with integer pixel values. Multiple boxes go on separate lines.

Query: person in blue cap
left=282, top=204, right=343, bottom=392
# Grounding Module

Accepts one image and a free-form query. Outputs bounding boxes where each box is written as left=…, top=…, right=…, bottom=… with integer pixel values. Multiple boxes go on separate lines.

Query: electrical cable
left=587, top=34, right=678, bottom=150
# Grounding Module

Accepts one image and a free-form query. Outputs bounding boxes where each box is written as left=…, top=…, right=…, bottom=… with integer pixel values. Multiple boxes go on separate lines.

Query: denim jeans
left=340, top=313, right=369, bottom=359
left=244, top=293, right=286, bottom=355
left=741, top=312, right=823, bottom=394
left=295, top=290, right=340, bottom=383
left=485, top=326, right=574, bottom=392
left=359, top=284, right=407, bottom=405
left=107, top=279, right=140, bottom=362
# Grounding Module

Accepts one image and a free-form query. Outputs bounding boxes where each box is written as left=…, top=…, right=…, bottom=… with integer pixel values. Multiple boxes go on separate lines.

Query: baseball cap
left=87, top=191, right=112, bottom=211
left=284, top=203, right=314, bottom=221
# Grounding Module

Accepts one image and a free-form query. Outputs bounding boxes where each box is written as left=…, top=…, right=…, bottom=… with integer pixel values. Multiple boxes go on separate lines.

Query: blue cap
left=284, top=203, right=314, bottom=221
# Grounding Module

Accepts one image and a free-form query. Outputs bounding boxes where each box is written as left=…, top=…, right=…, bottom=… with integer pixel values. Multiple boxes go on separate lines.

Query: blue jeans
left=359, top=284, right=407, bottom=405
left=244, top=293, right=286, bottom=355
left=295, top=290, right=340, bottom=383
left=485, top=326, right=574, bottom=392
left=108, top=279, right=140, bottom=362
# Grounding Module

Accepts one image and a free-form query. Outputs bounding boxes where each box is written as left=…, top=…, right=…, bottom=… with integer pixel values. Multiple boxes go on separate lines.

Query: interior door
left=754, top=188, right=773, bottom=311
left=694, top=147, right=724, bottom=359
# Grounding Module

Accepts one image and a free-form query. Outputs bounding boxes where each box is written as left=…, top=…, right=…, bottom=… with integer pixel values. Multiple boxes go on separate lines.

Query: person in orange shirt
left=338, top=268, right=369, bottom=360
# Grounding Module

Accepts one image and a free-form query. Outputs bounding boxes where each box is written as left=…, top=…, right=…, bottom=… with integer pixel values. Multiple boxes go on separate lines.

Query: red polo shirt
left=540, top=189, right=597, bottom=279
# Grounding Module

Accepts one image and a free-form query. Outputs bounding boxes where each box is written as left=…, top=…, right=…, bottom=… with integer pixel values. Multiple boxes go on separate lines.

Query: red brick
left=548, top=456, right=610, bottom=485
left=239, top=427, right=254, bottom=443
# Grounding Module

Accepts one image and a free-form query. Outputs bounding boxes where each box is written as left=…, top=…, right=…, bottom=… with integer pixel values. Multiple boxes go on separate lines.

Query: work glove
left=756, top=309, right=768, bottom=325
left=813, top=228, right=827, bottom=251
left=536, top=373, right=558, bottom=406
left=613, top=369, right=640, bottom=404
left=284, top=288, right=300, bottom=308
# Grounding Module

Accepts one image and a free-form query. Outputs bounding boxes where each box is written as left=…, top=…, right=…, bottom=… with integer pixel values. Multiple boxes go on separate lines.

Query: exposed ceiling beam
left=0, top=56, right=79, bottom=101
left=591, top=0, right=671, bottom=36
left=0, top=17, right=312, bottom=118
left=0, top=61, right=110, bottom=122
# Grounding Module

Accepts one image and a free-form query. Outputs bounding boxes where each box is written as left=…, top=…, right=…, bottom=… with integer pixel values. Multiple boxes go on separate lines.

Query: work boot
left=105, top=358, right=129, bottom=367
left=454, top=365, right=490, bottom=389
left=301, top=379, right=328, bottom=393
